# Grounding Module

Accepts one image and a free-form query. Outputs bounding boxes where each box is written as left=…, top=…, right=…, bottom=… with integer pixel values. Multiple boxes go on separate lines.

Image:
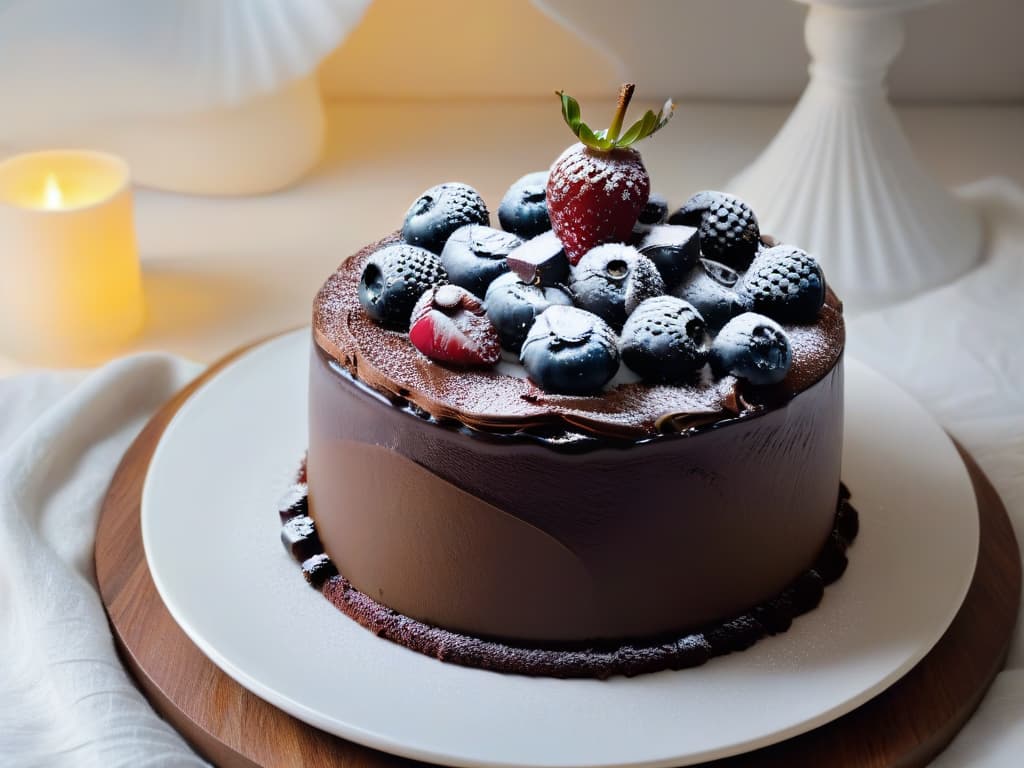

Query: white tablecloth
left=1, top=180, right=1021, bottom=767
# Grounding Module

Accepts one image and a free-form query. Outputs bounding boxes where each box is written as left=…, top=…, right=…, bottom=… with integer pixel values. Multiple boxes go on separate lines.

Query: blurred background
left=324, top=0, right=1024, bottom=103
left=0, top=0, right=1021, bottom=370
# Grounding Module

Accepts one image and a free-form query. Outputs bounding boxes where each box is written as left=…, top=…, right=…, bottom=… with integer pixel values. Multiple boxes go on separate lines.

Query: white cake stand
left=727, top=0, right=981, bottom=312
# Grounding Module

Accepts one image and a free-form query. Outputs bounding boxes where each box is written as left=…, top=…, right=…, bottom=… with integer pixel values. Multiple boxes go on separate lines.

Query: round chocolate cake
left=286, top=85, right=856, bottom=678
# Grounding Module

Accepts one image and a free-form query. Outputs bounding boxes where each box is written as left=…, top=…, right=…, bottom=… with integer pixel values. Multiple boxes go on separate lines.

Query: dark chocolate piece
left=705, top=614, right=764, bottom=655
left=277, top=483, right=308, bottom=521
left=301, top=553, right=338, bottom=588
left=505, top=231, right=570, bottom=287
left=836, top=498, right=860, bottom=541
left=636, top=224, right=700, bottom=287
left=752, top=594, right=794, bottom=635
left=813, top=531, right=851, bottom=584
left=281, top=515, right=321, bottom=561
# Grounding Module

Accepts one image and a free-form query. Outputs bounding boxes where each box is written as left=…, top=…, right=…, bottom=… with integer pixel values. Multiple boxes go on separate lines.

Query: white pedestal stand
left=727, top=0, right=981, bottom=312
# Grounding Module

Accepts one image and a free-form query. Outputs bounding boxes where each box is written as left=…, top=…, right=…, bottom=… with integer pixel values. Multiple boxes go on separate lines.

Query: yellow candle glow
left=0, top=150, right=144, bottom=365
left=43, top=174, right=63, bottom=210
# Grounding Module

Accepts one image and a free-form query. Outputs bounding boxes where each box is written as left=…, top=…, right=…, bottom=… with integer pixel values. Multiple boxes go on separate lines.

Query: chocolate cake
left=287, top=85, right=856, bottom=678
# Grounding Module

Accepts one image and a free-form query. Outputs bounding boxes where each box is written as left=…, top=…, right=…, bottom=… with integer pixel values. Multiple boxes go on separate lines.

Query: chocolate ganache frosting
left=314, top=234, right=844, bottom=443
left=305, top=234, right=847, bottom=649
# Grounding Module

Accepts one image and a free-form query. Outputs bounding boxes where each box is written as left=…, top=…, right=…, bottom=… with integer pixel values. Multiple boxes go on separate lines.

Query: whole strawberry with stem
left=547, top=84, right=674, bottom=265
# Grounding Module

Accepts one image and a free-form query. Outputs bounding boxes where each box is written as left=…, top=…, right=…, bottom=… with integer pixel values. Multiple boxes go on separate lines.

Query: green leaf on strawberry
left=556, top=84, right=674, bottom=152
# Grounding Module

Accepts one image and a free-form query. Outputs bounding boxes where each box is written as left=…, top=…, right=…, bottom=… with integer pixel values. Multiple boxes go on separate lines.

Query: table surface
left=1, top=99, right=1021, bottom=376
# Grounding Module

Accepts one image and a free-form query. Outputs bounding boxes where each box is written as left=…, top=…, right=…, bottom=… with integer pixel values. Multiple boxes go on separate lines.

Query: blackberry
left=741, top=245, right=825, bottom=323
left=669, top=191, right=759, bottom=268
left=402, top=182, right=489, bottom=253
left=620, top=296, right=710, bottom=383
left=358, top=243, right=447, bottom=330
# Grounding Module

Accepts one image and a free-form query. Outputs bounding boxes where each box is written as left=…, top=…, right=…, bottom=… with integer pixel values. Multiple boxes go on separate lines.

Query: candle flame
left=43, top=174, right=63, bottom=210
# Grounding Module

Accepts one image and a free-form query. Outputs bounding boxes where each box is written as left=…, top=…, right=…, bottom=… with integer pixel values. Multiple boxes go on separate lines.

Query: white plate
left=142, top=330, right=978, bottom=768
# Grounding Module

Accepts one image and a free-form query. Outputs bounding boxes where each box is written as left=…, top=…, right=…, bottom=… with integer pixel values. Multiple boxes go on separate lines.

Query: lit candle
left=0, top=150, right=144, bottom=365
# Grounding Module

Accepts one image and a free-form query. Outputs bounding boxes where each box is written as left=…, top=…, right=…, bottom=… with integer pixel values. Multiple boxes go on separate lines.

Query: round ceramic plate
left=142, top=330, right=978, bottom=768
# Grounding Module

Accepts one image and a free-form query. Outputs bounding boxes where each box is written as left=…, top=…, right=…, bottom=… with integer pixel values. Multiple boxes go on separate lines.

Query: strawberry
left=408, top=284, right=501, bottom=367
left=547, top=84, right=674, bottom=265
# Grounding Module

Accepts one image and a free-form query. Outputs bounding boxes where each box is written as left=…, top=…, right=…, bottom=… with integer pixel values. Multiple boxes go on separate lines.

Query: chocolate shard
left=281, top=515, right=321, bottom=561
left=301, top=553, right=338, bottom=588
left=635, top=224, right=700, bottom=287
left=278, top=482, right=309, bottom=522
left=505, top=231, right=570, bottom=287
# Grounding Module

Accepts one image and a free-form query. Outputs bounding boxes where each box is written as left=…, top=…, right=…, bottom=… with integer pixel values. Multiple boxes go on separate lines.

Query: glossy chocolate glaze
left=307, top=234, right=847, bottom=646
left=309, top=343, right=844, bottom=643
left=286, top=472, right=859, bottom=678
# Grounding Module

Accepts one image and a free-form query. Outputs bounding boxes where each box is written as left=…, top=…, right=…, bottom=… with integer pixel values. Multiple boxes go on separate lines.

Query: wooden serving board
left=95, top=341, right=1021, bottom=768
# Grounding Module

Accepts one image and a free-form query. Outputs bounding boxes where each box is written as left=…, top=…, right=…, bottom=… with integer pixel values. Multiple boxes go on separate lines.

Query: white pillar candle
left=0, top=150, right=144, bottom=365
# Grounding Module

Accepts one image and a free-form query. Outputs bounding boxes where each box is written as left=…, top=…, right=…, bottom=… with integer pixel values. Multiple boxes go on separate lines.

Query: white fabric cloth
left=848, top=178, right=1024, bottom=766
left=0, top=355, right=206, bottom=767
left=0, top=180, right=1021, bottom=766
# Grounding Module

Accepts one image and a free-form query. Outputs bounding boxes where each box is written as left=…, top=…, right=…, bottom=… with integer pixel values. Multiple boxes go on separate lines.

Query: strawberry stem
left=606, top=83, right=635, bottom=144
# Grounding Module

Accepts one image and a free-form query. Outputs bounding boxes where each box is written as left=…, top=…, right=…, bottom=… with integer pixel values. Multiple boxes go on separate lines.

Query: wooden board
left=95, top=342, right=1021, bottom=768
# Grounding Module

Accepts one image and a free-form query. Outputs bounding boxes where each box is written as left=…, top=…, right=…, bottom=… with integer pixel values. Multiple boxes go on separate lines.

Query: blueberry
left=520, top=306, right=620, bottom=395
left=635, top=224, right=700, bottom=287
left=569, top=244, right=665, bottom=329
left=498, top=171, right=550, bottom=239
left=741, top=245, right=826, bottom=323
left=439, top=224, right=521, bottom=297
left=638, top=192, right=669, bottom=225
left=402, top=182, right=489, bottom=253
left=669, top=191, right=760, bottom=269
left=620, top=296, right=710, bottom=383
left=484, top=272, right=573, bottom=353
left=710, top=312, right=792, bottom=386
left=505, top=230, right=570, bottom=287
left=358, top=243, right=447, bottom=329
left=674, top=258, right=752, bottom=332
